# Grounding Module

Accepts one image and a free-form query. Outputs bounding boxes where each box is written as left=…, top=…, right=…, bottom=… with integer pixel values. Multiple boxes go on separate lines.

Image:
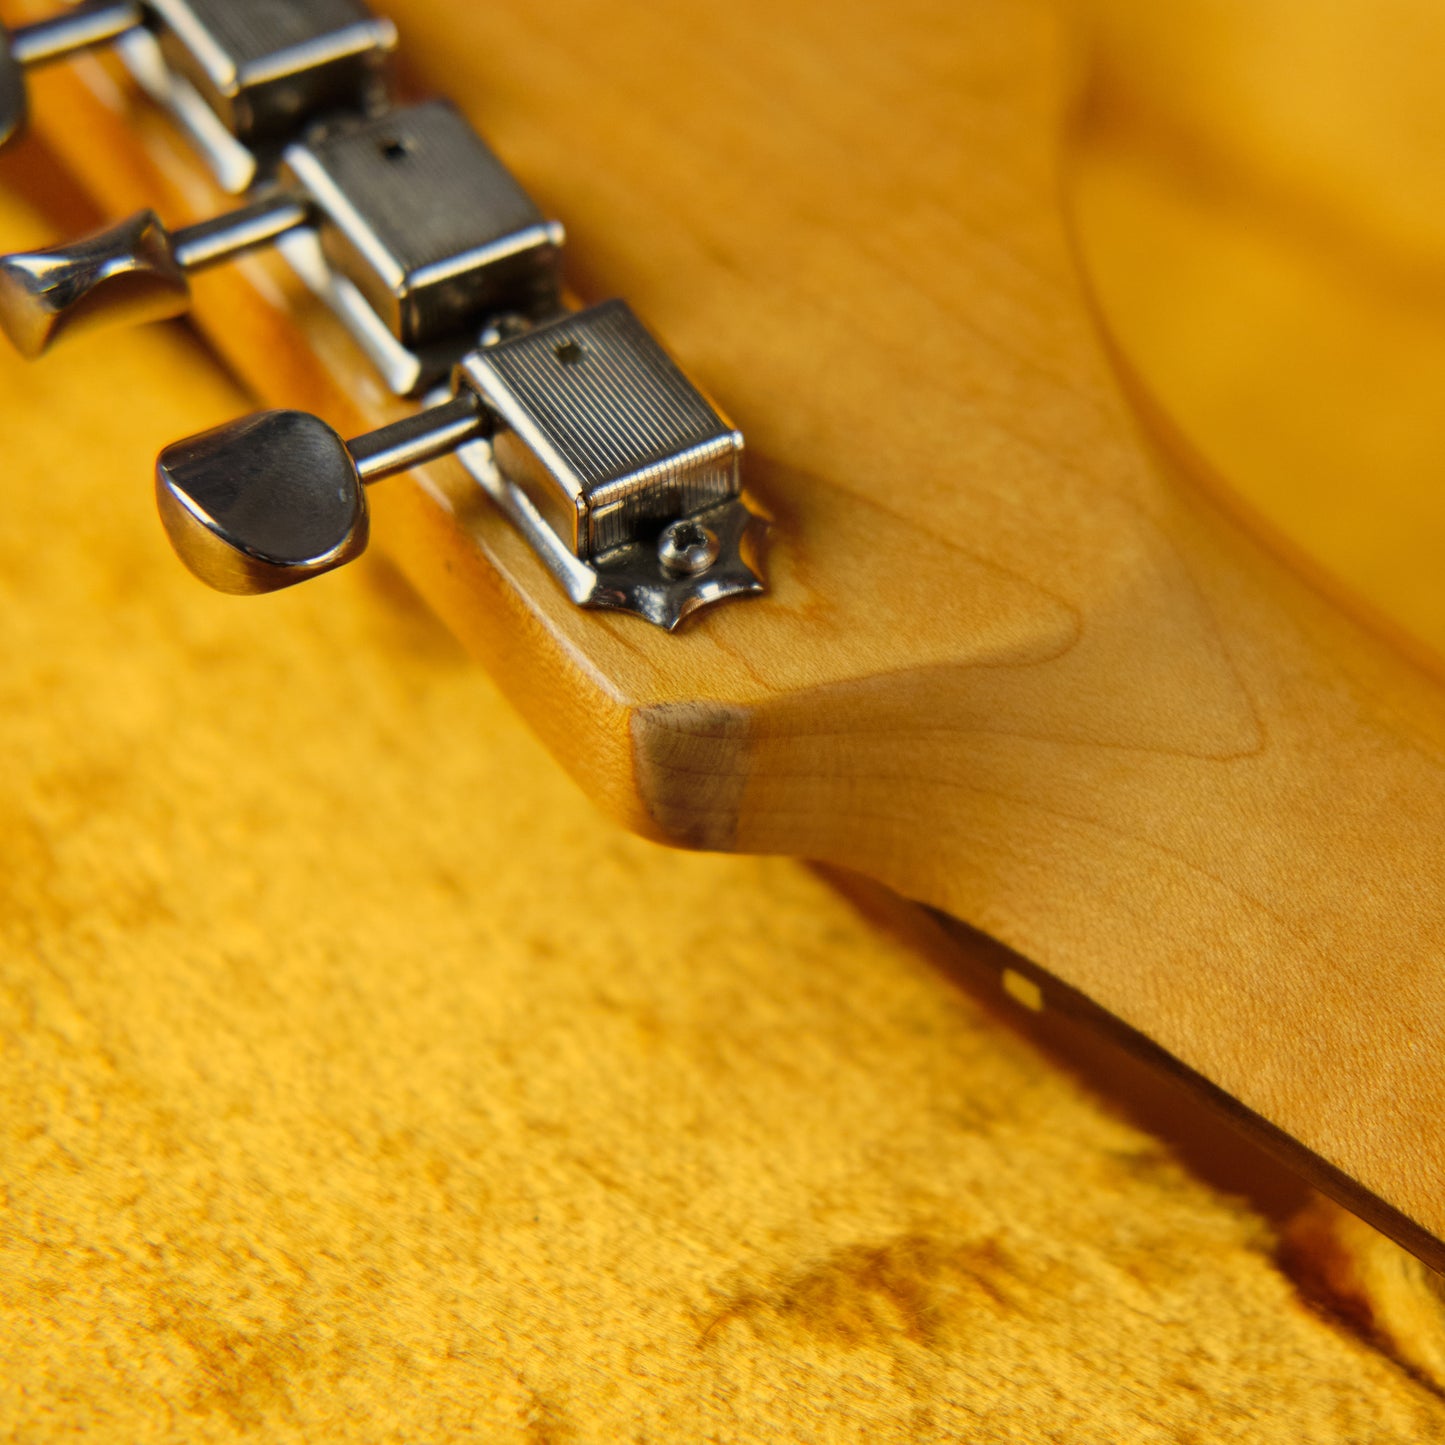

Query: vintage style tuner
left=0, top=99, right=564, bottom=390
left=156, top=300, right=764, bottom=627
left=0, top=0, right=395, bottom=184
left=0, top=3, right=767, bottom=629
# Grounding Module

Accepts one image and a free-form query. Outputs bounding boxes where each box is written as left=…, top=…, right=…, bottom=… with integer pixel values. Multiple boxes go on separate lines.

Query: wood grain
left=1076, top=0, right=1445, bottom=656
left=6, top=0, right=1445, bottom=1268
left=1, top=154, right=1443, bottom=1438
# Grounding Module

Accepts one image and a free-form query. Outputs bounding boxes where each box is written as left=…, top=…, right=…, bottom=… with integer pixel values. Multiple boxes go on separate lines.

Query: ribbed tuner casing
left=148, top=0, right=396, bottom=147
left=459, top=299, right=744, bottom=558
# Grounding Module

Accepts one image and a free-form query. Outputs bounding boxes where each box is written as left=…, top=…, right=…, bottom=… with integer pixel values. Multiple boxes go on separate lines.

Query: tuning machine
left=4, top=5, right=769, bottom=628
left=0, top=99, right=564, bottom=391
left=155, top=300, right=766, bottom=628
left=0, top=0, right=395, bottom=181
left=0, top=2, right=134, bottom=147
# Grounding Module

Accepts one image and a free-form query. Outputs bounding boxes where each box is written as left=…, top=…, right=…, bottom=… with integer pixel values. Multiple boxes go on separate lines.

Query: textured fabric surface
left=0, top=169, right=1442, bottom=1443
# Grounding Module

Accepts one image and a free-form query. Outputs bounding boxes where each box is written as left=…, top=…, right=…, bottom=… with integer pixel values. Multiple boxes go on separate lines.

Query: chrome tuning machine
left=0, top=100, right=564, bottom=391
left=0, top=0, right=395, bottom=179
left=156, top=300, right=766, bottom=629
left=0, top=1, right=135, bottom=147
left=2, top=1, right=770, bottom=627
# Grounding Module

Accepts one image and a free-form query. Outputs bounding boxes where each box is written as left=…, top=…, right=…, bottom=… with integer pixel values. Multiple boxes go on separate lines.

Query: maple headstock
left=4, top=0, right=1445, bottom=1272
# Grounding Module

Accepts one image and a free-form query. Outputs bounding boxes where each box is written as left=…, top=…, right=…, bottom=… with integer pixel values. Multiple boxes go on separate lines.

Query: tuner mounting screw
left=657, top=519, right=720, bottom=577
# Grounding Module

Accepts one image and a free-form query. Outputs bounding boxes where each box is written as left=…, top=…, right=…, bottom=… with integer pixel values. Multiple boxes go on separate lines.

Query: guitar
left=2, top=0, right=1444, bottom=1435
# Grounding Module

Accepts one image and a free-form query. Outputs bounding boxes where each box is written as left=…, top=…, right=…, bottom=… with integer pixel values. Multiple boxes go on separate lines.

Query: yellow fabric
left=0, top=171, right=1442, bottom=1443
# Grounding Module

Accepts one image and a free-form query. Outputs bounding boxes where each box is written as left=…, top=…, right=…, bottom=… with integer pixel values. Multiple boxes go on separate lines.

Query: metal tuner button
left=156, top=396, right=486, bottom=595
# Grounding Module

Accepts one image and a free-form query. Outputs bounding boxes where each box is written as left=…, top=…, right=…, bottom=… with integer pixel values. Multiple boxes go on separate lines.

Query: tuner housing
left=458, top=299, right=743, bottom=559
left=147, top=0, right=396, bottom=151
left=281, top=99, right=564, bottom=356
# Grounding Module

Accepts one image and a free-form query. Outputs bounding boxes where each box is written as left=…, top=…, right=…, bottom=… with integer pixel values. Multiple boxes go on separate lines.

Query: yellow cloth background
left=0, top=152, right=1442, bottom=1445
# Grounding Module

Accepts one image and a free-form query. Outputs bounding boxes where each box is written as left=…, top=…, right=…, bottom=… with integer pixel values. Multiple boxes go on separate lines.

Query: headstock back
left=6, top=0, right=1445, bottom=1270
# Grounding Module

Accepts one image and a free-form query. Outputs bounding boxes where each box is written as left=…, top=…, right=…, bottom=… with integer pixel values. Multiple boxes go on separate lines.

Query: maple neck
left=4, top=0, right=1445, bottom=1272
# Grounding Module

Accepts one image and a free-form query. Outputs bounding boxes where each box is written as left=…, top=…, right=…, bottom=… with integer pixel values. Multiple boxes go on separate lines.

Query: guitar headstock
left=4, top=0, right=1445, bottom=1277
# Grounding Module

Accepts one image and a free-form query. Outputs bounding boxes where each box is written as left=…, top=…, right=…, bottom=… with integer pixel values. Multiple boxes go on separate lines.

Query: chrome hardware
left=457, top=442, right=765, bottom=630
left=156, top=395, right=485, bottom=593
left=0, top=0, right=394, bottom=185
left=658, top=518, right=721, bottom=577
left=0, top=197, right=305, bottom=357
left=458, top=301, right=743, bottom=558
left=155, top=301, right=766, bottom=626
left=5, top=0, right=769, bottom=627
left=146, top=0, right=394, bottom=155
left=453, top=301, right=765, bottom=628
left=0, top=1, right=139, bottom=147
left=0, top=102, right=562, bottom=387
left=280, top=100, right=563, bottom=387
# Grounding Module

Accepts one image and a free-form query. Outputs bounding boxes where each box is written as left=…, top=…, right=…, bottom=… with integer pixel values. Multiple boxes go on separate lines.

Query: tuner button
left=156, top=410, right=369, bottom=595
left=0, top=210, right=189, bottom=358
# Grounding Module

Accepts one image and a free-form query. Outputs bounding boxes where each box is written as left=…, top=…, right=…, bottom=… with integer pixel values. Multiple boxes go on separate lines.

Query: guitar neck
left=6, top=0, right=1445, bottom=1274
